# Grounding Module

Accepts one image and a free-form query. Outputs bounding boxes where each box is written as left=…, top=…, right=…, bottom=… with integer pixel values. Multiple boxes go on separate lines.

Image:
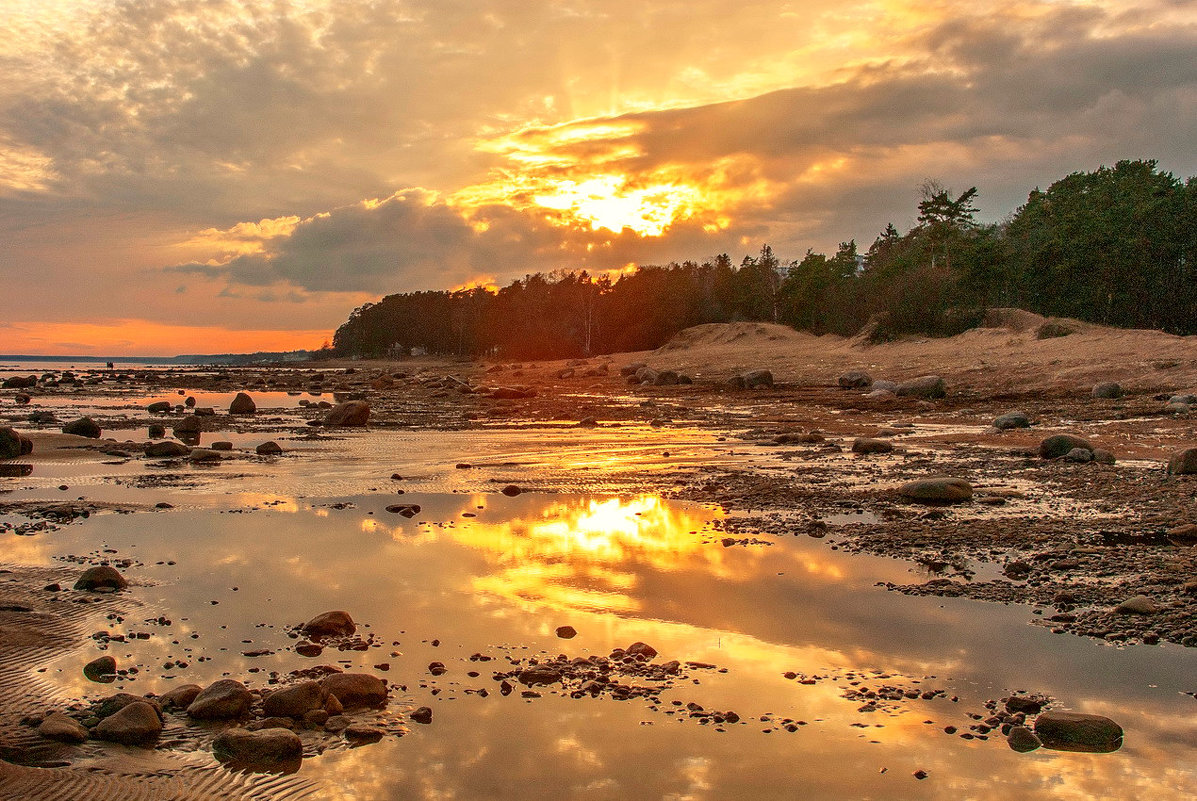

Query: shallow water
left=2, top=411, right=1195, bottom=799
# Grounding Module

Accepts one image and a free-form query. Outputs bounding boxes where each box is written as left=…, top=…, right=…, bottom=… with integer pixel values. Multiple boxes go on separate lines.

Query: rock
left=229, top=392, right=257, bottom=414
left=38, top=712, right=88, bottom=744
left=172, top=416, right=203, bottom=435
left=898, top=477, right=972, bottom=504
left=325, top=401, right=371, bottom=426
left=211, top=441, right=233, bottom=451
left=518, top=667, right=561, bottom=686
left=147, top=424, right=166, bottom=438
left=1005, top=696, right=1043, bottom=715
left=1113, top=595, right=1159, bottom=615
left=2, top=375, right=36, bottom=389
left=302, top=610, right=356, bottom=638
left=1166, top=447, right=1197, bottom=475
left=187, top=679, right=253, bottom=719
left=0, top=427, right=25, bottom=459
left=577, top=417, right=599, bottom=427
left=837, top=371, right=873, bottom=389
left=184, top=396, right=196, bottom=407
left=97, top=693, right=160, bottom=721
left=619, top=363, right=647, bottom=377
left=145, top=441, right=190, bottom=458
left=865, top=389, right=896, bottom=400
left=18, top=434, right=32, bottom=455
left=321, top=673, right=387, bottom=708
left=295, top=642, right=323, bottom=657
left=94, top=701, right=162, bottom=746
left=1170, top=394, right=1197, bottom=405
left=625, top=642, right=658, bottom=659
left=1034, top=711, right=1123, bottom=753
left=62, top=417, right=102, bottom=438
left=993, top=411, right=1031, bottom=430
left=146, top=401, right=172, bottom=413
left=724, top=375, right=747, bottom=389
left=74, top=566, right=128, bottom=591
left=84, top=655, right=117, bottom=681
left=743, top=369, right=774, bottom=389
left=501, top=485, right=522, bottom=497
left=1092, top=382, right=1122, bottom=399
left=852, top=437, right=893, bottom=455
left=409, top=706, right=433, bottom=724
left=344, top=724, right=385, bottom=744
left=159, top=684, right=202, bottom=710
left=556, top=625, right=577, bottom=639
left=263, top=681, right=325, bottom=718
left=256, top=441, right=283, bottom=455
left=386, top=504, right=421, bottom=517
left=1007, top=725, right=1042, bottom=753
left=490, top=386, right=536, bottom=399
left=1062, top=447, right=1093, bottom=463
left=213, top=727, right=303, bottom=768
left=188, top=448, right=222, bottom=462
left=194, top=407, right=215, bottom=416
left=1166, top=524, right=1197, bottom=547
left=1092, top=449, right=1116, bottom=465
left=895, top=376, right=945, bottom=399
left=1038, top=434, right=1094, bottom=459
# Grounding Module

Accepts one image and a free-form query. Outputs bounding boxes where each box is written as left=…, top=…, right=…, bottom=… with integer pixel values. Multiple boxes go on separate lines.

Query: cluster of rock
left=836, top=371, right=946, bottom=400
left=1037, top=434, right=1115, bottom=465
left=619, top=363, right=694, bottom=386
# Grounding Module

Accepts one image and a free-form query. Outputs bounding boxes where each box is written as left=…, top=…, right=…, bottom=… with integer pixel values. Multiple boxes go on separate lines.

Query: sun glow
left=532, top=174, right=706, bottom=236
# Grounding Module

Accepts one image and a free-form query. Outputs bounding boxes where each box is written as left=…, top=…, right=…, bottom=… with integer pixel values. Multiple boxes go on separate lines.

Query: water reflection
left=11, top=493, right=1196, bottom=800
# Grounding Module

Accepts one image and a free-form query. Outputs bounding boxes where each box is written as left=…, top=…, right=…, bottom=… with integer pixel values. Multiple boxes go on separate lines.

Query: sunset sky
left=1, top=0, right=1194, bottom=355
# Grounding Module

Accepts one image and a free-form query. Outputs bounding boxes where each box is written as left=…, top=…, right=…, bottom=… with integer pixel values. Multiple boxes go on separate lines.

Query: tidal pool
left=18, top=487, right=1197, bottom=800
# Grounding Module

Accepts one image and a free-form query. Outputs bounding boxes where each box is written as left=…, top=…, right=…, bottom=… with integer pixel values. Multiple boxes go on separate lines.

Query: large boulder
left=74, top=565, right=128, bottom=591
left=1038, top=434, right=1094, bottom=460
left=159, top=684, right=203, bottom=710
left=895, top=376, right=946, bottom=399
left=1034, top=711, right=1123, bottom=753
left=0, top=427, right=24, bottom=459
left=229, top=392, right=257, bottom=414
left=256, top=441, right=283, bottom=455
left=1091, top=382, right=1122, bottom=399
left=324, top=401, right=371, bottom=426
left=263, top=681, right=325, bottom=718
left=62, top=417, right=102, bottom=438
left=213, top=727, right=303, bottom=768
left=145, top=441, right=190, bottom=458
left=852, top=438, right=893, bottom=455
left=1166, top=447, right=1197, bottom=475
left=302, top=610, right=356, bottom=638
left=94, top=701, right=162, bottom=746
left=898, top=477, right=973, bottom=504
left=173, top=416, right=203, bottom=435
left=837, top=371, right=873, bottom=389
left=187, top=679, right=254, bottom=719
left=321, top=673, right=387, bottom=708
left=993, top=411, right=1031, bottom=430
left=146, top=401, right=172, bottom=413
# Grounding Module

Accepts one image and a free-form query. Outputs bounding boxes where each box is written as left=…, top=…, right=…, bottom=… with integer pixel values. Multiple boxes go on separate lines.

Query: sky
left=1, top=0, right=1194, bottom=356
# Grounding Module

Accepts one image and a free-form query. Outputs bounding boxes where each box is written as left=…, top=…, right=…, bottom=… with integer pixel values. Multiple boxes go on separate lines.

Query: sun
left=531, top=175, right=705, bottom=236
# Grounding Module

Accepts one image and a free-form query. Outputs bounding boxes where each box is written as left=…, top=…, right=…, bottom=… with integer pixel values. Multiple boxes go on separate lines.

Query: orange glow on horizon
left=1, top=319, right=330, bottom=357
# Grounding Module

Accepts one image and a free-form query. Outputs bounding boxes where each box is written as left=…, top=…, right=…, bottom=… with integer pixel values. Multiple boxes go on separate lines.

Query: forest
left=328, top=160, right=1197, bottom=360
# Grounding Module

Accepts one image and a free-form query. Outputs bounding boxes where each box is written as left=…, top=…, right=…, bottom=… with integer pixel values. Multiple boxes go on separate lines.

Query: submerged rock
left=74, top=566, right=128, bottom=591
left=213, top=727, right=302, bottom=768
left=321, top=673, right=387, bottom=708
left=1007, top=726, right=1042, bottom=753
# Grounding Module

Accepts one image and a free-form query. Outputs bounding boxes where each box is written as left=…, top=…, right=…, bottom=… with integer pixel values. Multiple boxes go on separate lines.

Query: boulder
left=97, top=693, right=160, bottom=721
left=325, top=401, right=371, bottom=426
left=490, top=386, right=537, bottom=399
left=1166, top=524, right=1197, bottom=547
left=74, top=565, right=128, bottom=591
left=518, top=666, right=562, bottom=686
left=211, top=441, right=233, bottom=451
left=1034, top=711, right=1123, bottom=753
left=743, top=369, right=774, bottom=389
left=256, top=441, right=283, bottom=455
left=321, top=673, right=387, bottom=708
left=159, top=684, right=203, bottom=710
left=1113, top=595, right=1159, bottom=615
left=187, top=679, right=253, bottom=719
left=895, top=375, right=945, bottom=399
left=1092, top=449, right=1116, bottom=465
left=898, top=477, right=973, bottom=504
left=146, top=401, right=172, bottom=413
left=1092, top=382, right=1122, bottom=399
left=556, top=625, right=577, bottom=639
left=344, top=724, right=385, bottom=744
left=62, top=417, right=102, bottom=438
left=409, top=706, right=433, bottom=724
left=229, top=392, right=257, bottom=414
left=172, top=416, right=203, bottom=435
left=1166, top=447, right=1197, bottom=475
left=837, top=371, right=873, bottom=389
left=94, top=701, right=162, bottom=746
left=852, top=438, right=893, bottom=455
left=1063, top=447, right=1093, bottom=463
left=188, top=448, right=222, bottom=463
left=213, top=727, right=303, bottom=768
left=0, top=427, right=24, bottom=459
left=84, top=655, right=117, bottom=681
left=302, top=610, right=356, bottom=638
left=147, top=424, right=166, bottom=439
left=501, top=485, right=522, bottom=497
left=38, top=711, right=88, bottom=744
left=263, top=681, right=325, bottom=718
left=1038, top=434, right=1094, bottom=460
left=625, top=642, right=658, bottom=659
left=619, top=363, right=647, bottom=377
left=145, top=441, right=190, bottom=458
left=993, top=412, right=1031, bottom=430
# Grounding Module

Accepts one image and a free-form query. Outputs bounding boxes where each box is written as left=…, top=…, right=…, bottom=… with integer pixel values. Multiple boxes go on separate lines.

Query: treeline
left=329, top=159, right=1197, bottom=360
